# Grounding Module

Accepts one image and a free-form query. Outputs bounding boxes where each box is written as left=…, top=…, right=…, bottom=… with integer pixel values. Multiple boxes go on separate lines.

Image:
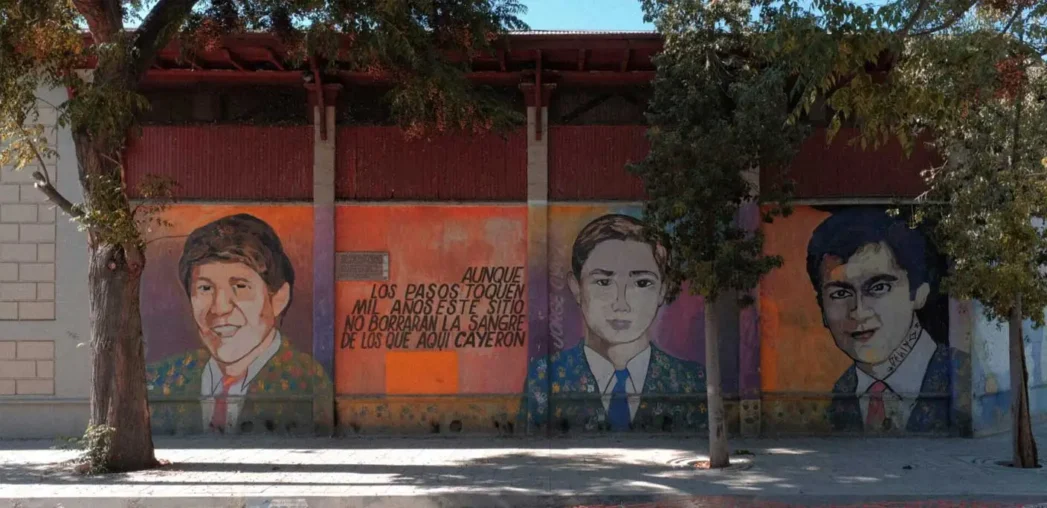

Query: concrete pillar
left=521, top=83, right=554, bottom=435
left=308, top=84, right=341, bottom=436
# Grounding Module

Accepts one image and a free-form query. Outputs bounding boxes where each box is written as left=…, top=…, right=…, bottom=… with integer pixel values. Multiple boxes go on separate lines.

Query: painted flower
left=552, top=382, right=560, bottom=394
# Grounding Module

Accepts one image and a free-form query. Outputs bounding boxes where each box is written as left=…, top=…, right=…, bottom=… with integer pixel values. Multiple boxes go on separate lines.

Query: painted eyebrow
left=863, top=274, right=899, bottom=287
left=822, top=281, right=856, bottom=292
left=194, top=277, right=215, bottom=286
left=588, top=269, right=615, bottom=277
left=629, top=270, right=660, bottom=279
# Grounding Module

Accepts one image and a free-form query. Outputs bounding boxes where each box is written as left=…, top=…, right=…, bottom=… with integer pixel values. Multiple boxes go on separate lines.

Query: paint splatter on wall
left=520, top=205, right=711, bottom=433
left=333, top=205, right=529, bottom=433
left=141, top=206, right=329, bottom=435
left=761, top=206, right=962, bottom=434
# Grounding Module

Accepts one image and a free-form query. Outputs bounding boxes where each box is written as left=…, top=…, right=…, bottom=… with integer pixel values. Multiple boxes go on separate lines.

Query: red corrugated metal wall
left=336, top=127, right=527, bottom=201
left=124, top=125, right=313, bottom=200
left=772, top=127, right=936, bottom=199
left=548, top=125, right=648, bottom=201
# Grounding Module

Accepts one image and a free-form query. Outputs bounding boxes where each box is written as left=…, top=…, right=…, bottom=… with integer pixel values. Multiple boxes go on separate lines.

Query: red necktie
left=210, top=375, right=244, bottom=431
left=866, top=380, right=888, bottom=429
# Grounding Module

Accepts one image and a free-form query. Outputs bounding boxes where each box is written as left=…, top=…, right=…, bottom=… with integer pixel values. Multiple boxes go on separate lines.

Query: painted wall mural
left=520, top=205, right=713, bottom=433
left=142, top=206, right=330, bottom=435
left=761, top=206, right=963, bottom=434
left=969, top=302, right=1047, bottom=434
left=334, top=205, right=529, bottom=433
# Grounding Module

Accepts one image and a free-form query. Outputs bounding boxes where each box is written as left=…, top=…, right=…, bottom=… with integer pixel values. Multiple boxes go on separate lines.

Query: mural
left=143, top=206, right=330, bottom=434
left=520, top=206, right=711, bottom=433
left=334, top=205, right=529, bottom=433
left=970, top=302, right=1047, bottom=434
left=762, top=206, right=961, bottom=434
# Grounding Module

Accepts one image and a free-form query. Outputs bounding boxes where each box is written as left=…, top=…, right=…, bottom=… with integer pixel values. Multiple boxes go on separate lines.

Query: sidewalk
left=0, top=425, right=1045, bottom=508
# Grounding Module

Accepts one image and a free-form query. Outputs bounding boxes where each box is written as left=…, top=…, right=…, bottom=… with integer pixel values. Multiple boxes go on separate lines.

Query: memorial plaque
left=336, top=251, right=389, bottom=281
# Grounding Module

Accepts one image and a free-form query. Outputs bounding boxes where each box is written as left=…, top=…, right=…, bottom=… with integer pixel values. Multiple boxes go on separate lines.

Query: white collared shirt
left=584, top=345, right=651, bottom=419
left=200, top=331, right=283, bottom=431
left=855, top=328, right=936, bottom=430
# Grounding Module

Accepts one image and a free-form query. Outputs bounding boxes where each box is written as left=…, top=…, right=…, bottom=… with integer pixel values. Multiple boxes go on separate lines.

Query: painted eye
left=594, top=279, right=612, bottom=287
left=196, top=284, right=212, bottom=293
left=868, top=282, right=892, bottom=295
left=829, top=289, right=852, bottom=300
left=636, top=279, right=655, bottom=288
left=234, top=282, right=250, bottom=290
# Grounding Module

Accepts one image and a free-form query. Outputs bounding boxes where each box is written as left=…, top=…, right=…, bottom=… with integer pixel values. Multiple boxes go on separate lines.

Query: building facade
left=1, top=32, right=1044, bottom=439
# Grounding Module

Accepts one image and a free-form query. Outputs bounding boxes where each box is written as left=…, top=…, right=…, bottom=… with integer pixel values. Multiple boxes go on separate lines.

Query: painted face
left=571, top=239, right=664, bottom=345
left=819, top=242, right=928, bottom=366
left=189, top=261, right=289, bottom=365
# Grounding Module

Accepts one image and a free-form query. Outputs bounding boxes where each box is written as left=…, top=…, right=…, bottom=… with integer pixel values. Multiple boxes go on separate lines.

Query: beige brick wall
left=0, top=340, right=54, bottom=395
left=0, top=106, right=58, bottom=321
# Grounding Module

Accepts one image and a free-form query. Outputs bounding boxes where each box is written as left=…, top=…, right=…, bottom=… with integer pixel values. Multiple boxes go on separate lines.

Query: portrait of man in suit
left=520, top=213, right=706, bottom=432
left=146, top=213, right=330, bottom=434
left=806, top=208, right=961, bottom=433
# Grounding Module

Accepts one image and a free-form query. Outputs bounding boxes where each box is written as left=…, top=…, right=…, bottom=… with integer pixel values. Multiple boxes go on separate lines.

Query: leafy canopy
left=763, top=0, right=1047, bottom=323
left=631, top=0, right=810, bottom=303
left=635, top=0, right=1047, bottom=324
left=1, top=0, right=526, bottom=245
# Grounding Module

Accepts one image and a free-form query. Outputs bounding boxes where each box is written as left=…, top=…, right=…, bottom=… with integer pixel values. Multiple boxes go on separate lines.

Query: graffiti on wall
left=334, top=206, right=529, bottom=432
left=762, top=206, right=963, bottom=433
left=143, top=207, right=330, bottom=434
left=521, top=208, right=709, bottom=433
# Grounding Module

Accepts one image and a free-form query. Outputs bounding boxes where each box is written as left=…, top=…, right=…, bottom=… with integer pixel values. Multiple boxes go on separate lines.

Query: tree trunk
left=705, top=300, right=729, bottom=468
left=1009, top=298, right=1039, bottom=469
left=75, top=132, right=156, bottom=473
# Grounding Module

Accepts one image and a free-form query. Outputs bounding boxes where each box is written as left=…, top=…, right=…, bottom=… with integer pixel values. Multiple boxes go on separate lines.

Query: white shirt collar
left=583, top=343, right=652, bottom=395
left=202, top=330, right=283, bottom=397
left=856, top=327, right=936, bottom=398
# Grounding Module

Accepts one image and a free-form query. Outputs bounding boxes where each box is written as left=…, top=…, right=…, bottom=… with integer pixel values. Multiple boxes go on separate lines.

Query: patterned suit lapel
left=907, top=343, right=950, bottom=432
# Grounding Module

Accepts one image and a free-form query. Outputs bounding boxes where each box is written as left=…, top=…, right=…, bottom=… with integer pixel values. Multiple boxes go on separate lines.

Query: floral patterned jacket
left=518, top=342, right=707, bottom=432
left=145, top=336, right=331, bottom=434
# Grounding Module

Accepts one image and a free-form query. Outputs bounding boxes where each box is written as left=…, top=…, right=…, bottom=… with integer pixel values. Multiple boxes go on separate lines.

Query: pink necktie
left=210, top=375, right=243, bottom=431
left=866, top=380, right=888, bottom=429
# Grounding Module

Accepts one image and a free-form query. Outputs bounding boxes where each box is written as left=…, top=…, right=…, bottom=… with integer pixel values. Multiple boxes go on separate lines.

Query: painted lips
left=211, top=325, right=241, bottom=338
left=851, top=329, right=877, bottom=342
left=608, top=319, right=632, bottom=331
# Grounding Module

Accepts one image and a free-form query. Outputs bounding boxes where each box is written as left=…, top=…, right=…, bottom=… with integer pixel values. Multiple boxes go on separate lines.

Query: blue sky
left=519, top=0, right=654, bottom=31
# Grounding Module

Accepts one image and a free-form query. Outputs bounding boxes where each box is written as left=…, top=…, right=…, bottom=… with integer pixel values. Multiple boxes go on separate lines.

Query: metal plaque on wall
left=335, top=251, right=390, bottom=281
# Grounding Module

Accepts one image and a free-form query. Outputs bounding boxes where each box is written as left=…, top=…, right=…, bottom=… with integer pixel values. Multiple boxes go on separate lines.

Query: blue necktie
left=608, top=369, right=631, bottom=431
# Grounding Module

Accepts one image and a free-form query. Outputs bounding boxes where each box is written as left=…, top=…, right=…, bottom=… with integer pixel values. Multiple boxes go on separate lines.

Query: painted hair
left=570, top=214, right=670, bottom=280
left=805, top=207, right=933, bottom=309
left=178, top=214, right=295, bottom=313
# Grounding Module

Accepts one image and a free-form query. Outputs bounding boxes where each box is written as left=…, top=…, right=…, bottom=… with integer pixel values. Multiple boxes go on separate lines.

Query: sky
left=519, top=0, right=655, bottom=31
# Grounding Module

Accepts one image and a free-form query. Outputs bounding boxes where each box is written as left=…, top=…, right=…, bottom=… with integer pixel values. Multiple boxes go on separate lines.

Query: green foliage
left=918, top=57, right=1047, bottom=324
left=76, top=424, right=116, bottom=475
left=763, top=0, right=1047, bottom=324
left=177, top=0, right=529, bottom=134
left=631, top=0, right=810, bottom=303
left=1, top=0, right=527, bottom=248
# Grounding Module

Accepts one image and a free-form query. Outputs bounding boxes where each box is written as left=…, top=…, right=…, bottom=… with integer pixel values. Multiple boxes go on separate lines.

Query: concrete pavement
left=0, top=425, right=1045, bottom=507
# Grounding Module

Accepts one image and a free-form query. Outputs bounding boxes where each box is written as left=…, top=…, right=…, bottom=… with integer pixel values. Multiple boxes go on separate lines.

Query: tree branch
left=32, top=172, right=80, bottom=219
left=911, top=0, right=978, bottom=36
left=130, top=0, right=200, bottom=81
left=1000, top=7, right=1025, bottom=35
left=72, top=0, right=124, bottom=43
left=898, top=0, right=931, bottom=37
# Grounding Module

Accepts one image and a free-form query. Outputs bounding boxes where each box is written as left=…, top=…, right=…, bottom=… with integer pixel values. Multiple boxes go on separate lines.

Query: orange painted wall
left=334, top=205, right=529, bottom=400
left=760, top=206, right=854, bottom=394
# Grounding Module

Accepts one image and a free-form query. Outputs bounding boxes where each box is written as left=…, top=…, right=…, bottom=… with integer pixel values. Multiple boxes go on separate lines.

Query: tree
left=632, top=0, right=809, bottom=468
left=0, top=0, right=525, bottom=473
left=764, top=0, right=1046, bottom=468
